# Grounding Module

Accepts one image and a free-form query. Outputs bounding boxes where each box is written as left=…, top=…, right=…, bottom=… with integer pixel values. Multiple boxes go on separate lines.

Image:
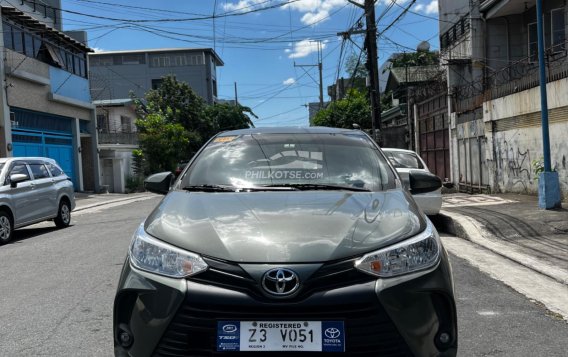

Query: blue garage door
left=12, top=130, right=76, bottom=187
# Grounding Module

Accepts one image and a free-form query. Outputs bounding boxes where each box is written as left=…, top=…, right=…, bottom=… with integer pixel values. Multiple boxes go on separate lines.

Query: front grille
left=153, top=300, right=413, bottom=356
left=192, top=258, right=375, bottom=301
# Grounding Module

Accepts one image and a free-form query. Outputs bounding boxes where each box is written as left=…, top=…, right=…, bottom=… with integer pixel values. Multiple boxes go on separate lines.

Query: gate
left=417, top=93, right=450, bottom=181
left=12, top=130, right=75, bottom=187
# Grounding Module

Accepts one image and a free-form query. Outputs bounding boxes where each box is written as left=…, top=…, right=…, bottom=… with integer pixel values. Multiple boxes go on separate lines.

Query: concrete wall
left=100, top=105, right=136, bottom=133
left=439, top=0, right=470, bottom=34
left=5, top=51, right=92, bottom=120
left=484, top=78, right=568, bottom=198
left=488, top=122, right=568, bottom=198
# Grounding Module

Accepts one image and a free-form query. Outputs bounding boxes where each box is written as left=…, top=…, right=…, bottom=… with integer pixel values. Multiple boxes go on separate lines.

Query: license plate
left=217, top=320, right=345, bottom=352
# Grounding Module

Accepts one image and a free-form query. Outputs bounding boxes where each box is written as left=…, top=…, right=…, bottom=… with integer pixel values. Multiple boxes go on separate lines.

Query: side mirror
left=10, top=174, right=29, bottom=188
left=144, top=172, right=174, bottom=195
left=409, top=170, right=442, bottom=194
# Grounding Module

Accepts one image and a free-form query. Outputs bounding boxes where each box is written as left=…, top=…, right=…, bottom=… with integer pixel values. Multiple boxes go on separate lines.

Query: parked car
left=114, top=127, right=457, bottom=357
left=0, top=157, right=75, bottom=245
left=382, top=148, right=443, bottom=215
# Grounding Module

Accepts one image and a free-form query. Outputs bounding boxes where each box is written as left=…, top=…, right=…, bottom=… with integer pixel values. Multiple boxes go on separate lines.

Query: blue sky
left=60, top=0, right=440, bottom=127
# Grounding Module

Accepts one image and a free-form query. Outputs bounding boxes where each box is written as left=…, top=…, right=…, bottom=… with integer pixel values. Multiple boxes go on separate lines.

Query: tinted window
left=8, top=164, right=30, bottom=182
left=385, top=151, right=424, bottom=169
left=29, top=164, right=50, bottom=179
left=47, top=163, right=63, bottom=177
left=186, top=133, right=396, bottom=191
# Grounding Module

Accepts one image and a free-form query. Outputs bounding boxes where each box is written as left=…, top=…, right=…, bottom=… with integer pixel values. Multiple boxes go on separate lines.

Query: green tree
left=387, top=51, right=439, bottom=69
left=132, top=76, right=255, bottom=172
left=313, top=89, right=371, bottom=129
left=206, top=103, right=257, bottom=132
left=135, top=114, right=196, bottom=173
left=344, top=53, right=368, bottom=78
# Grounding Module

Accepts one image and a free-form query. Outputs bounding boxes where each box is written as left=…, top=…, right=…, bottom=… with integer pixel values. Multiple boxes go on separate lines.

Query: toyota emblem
left=261, top=268, right=300, bottom=296
left=324, top=327, right=341, bottom=339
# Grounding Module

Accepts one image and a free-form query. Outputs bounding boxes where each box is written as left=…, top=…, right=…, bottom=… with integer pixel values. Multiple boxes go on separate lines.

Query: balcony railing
left=98, top=132, right=139, bottom=145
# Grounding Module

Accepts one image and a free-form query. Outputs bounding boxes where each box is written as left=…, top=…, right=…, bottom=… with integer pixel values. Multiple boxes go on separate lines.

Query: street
left=0, top=197, right=566, bottom=356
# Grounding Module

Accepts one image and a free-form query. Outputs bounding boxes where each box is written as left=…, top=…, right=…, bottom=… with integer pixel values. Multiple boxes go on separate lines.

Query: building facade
left=440, top=0, right=568, bottom=198
left=88, top=48, right=224, bottom=192
left=89, top=48, right=223, bottom=104
left=0, top=2, right=99, bottom=192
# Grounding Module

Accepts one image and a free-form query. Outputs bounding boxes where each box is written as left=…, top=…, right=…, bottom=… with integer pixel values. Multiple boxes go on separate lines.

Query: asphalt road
left=0, top=197, right=566, bottom=356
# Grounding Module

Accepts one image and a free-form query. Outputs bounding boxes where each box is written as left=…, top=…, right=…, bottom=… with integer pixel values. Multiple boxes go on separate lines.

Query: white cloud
left=223, top=0, right=265, bottom=12
left=283, top=77, right=296, bottom=85
left=91, top=47, right=104, bottom=53
left=287, top=39, right=327, bottom=59
left=414, top=1, right=438, bottom=15
left=285, top=0, right=345, bottom=26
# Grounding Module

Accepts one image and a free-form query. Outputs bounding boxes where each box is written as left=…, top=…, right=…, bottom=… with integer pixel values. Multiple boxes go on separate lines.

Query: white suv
left=0, top=157, right=76, bottom=245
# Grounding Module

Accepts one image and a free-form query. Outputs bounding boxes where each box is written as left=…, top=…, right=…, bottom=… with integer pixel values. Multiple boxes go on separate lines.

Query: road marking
left=73, top=196, right=158, bottom=216
left=442, top=235, right=568, bottom=321
left=476, top=311, right=500, bottom=316
left=443, top=194, right=517, bottom=208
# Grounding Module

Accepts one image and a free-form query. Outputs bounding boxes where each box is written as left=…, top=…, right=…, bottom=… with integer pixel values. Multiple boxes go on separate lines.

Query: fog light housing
left=117, top=323, right=134, bottom=348
left=435, top=331, right=453, bottom=351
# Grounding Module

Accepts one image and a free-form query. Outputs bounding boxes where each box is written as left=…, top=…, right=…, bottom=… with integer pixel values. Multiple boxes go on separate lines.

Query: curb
left=435, top=210, right=568, bottom=286
left=74, top=193, right=158, bottom=212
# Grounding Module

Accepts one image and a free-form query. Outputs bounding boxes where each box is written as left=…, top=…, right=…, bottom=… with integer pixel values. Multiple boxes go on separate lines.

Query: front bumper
left=114, top=252, right=457, bottom=357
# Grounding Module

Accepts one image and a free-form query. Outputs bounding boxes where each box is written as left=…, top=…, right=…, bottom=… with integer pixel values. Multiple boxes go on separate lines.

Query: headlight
left=129, top=224, right=208, bottom=278
left=355, top=220, right=440, bottom=277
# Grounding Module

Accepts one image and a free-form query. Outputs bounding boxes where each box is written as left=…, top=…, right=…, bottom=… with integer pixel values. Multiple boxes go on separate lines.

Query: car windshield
left=385, top=151, right=424, bottom=169
left=184, top=133, right=396, bottom=191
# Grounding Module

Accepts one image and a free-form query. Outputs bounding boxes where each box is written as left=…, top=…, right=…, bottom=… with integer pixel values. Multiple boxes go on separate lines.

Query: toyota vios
left=113, top=127, right=457, bottom=357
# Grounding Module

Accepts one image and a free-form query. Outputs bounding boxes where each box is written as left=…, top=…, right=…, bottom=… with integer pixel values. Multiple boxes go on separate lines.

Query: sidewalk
left=74, top=191, right=158, bottom=211
left=432, top=193, right=568, bottom=286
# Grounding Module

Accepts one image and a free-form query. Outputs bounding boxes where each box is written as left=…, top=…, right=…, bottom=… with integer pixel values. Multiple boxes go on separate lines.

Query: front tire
left=54, top=201, right=71, bottom=228
left=0, top=210, right=13, bottom=245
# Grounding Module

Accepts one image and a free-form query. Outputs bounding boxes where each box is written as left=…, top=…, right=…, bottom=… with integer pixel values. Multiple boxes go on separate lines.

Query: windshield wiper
left=260, top=183, right=370, bottom=192
left=182, top=184, right=236, bottom=192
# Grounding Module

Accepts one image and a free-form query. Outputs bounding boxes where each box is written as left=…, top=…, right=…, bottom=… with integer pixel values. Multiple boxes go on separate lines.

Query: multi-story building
left=88, top=48, right=223, bottom=192
left=440, top=0, right=567, bottom=197
left=0, top=1, right=99, bottom=192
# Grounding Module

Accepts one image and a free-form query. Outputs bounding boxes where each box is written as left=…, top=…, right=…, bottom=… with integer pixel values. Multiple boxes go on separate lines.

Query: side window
left=7, top=164, right=31, bottom=184
left=29, top=164, right=50, bottom=179
left=47, top=163, right=63, bottom=177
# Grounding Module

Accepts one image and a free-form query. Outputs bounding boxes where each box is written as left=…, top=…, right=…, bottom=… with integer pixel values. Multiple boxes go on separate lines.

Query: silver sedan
left=382, top=148, right=442, bottom=215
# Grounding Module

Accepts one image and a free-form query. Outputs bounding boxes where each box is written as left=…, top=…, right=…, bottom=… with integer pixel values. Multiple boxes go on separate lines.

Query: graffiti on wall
left=494, top=136, right=533, bottom=193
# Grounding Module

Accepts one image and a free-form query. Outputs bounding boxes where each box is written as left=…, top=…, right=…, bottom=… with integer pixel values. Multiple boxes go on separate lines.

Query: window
left=24, top=32, right=34, bottom=57
left=3, top=22, right=13, bottom=49
left=551, top=9, right=565, bottom=52
left=29, top=164, right=50, bottom=179
left=121, top=116, right=132, bottom=132
left=213, top=79, right=217, bottom=97
left=97, top=113, right=109, bottom=132
left=47, top=163, right=63, bottom=177
left=13, top=26, right=23, bottom=53
left=121, top=54, right=145, bottom=65
left=528, top=22, right=538, bottom=62
left=7, top=164, right=30, bottom=184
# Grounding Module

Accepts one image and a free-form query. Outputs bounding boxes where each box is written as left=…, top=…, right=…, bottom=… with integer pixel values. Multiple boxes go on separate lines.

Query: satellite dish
left=417, top=41, right=431, bottom=52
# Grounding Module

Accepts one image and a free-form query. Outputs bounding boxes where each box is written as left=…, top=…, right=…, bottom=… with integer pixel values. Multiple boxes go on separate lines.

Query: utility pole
left=234, top=82, right=238, bottom=106
left=348, top=0, right=381, bottom=143
left=294, top=41, right=324, bottom=110
left=536, top=0, right=561, bottom=209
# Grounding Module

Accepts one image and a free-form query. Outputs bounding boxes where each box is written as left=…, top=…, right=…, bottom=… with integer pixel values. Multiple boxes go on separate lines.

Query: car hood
left=144, top=190, right=425, bottom=263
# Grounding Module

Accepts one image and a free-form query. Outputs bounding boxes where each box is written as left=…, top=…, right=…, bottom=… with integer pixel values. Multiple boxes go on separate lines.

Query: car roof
left=0, top=157, right=57, bottom=164
left=381, top=148, right=418, bottom=154
left=216, top=126, right=366, bottom=136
